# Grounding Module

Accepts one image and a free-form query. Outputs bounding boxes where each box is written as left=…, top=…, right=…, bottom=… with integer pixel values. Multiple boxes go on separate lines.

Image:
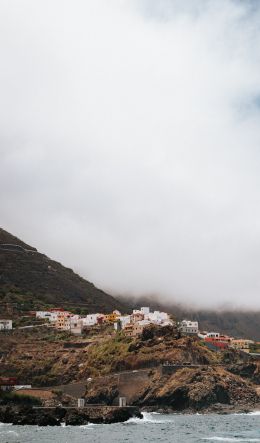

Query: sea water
left=0, top=412, right=260, bottom=443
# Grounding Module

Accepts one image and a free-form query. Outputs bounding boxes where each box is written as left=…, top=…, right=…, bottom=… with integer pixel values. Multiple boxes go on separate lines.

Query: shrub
left=0, top=391, right=42, bottom=406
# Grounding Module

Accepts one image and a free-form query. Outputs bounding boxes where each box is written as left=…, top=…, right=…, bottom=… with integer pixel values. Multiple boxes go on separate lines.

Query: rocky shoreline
left=0, top=405, right=143, bottom=426
left=1, top=401, right=259, bottom=427
left=144, top=403, right=260, bottom=415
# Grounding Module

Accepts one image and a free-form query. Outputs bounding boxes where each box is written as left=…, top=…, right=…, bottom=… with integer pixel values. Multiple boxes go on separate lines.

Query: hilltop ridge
left=0, top=228, right=125, bottom=313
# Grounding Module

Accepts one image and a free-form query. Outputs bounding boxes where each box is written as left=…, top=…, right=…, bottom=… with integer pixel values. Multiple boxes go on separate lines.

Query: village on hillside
left=0, top=303, right=260, bottom=419
left=1, top=305, right=259, bottom=356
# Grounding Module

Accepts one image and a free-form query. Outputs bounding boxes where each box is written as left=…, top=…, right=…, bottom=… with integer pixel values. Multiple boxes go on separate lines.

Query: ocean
left=0, top=412, right=260, bottom=443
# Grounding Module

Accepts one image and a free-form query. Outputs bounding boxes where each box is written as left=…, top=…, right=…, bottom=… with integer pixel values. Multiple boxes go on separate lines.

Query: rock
left=0, top=404, right=142, bottom=426
left=103, top=407, right=142, bottom=424
left=65, top=411, right=89, bottom=425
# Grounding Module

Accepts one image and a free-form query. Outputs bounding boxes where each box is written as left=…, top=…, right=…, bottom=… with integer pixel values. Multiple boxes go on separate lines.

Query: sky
left=1, top=0, right=260, bottom=309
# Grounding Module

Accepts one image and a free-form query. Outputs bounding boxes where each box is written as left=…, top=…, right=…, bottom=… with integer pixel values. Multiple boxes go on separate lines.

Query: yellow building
left=56, top=315, right=71, bottom=330
left=104, top=311, right=121, bottom=323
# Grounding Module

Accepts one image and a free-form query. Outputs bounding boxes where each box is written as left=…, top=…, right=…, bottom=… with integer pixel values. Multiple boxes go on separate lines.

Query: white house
left=36, top=311, right=59, bottom=322
left=82, top=314, right=100, bottom=327
left=114, top=315, right=132, bottom=331
left=0, top=320, right=12, bottom=330
left=145, top=311, right=170, bottom=324
left=207, top=332, right=220, bottom=339
left=180, top=320, right=198, bottom=334
left=36, top=311, right=51, bottom=319
left=141, top=307, right=150, bottom=315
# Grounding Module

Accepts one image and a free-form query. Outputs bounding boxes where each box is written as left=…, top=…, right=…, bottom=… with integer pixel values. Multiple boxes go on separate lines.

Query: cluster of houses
left=114, top=307, right=173, bottom=337
left=177, top=320, right=256, bottom=353
left=198, top=330, right=255, bottom=353
left=0, top=309, right=258, bottom=355
left=34, top=306, right=173, bottom=337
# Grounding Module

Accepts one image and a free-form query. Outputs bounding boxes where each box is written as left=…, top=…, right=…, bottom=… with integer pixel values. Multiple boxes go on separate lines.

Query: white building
left=145, top=311, right=171, bottom=324
left=120, top=315, right=131, bottom=328
left=114, top=315, right=132, bottom=330
left=82, top=314, right=100, bottom=326
left=180, top=320, right=198, bottom=334
left=0, top=320, right=12, bottom=330
left=36, top=311, right=51, bottom=319
left=141, top=307, right=150, bottom=315
left=207, top=332, right=220, bottom=338
left=36, top=311, right=59, bottom=322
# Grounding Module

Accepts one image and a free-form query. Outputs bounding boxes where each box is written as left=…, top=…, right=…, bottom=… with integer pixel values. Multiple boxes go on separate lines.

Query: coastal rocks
left=85, top=384, right=119, bottom=405
left=228, top=363, right=260, bottom=385
left=102, top=407, right=142, bottom=424
left=136, top=367, right=259, bottom=411
left=0, top=405, right=142, bottom=426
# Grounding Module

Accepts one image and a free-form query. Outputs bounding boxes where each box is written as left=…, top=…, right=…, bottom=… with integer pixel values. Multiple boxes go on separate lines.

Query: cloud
left=1, top=0, right=260, bottom=308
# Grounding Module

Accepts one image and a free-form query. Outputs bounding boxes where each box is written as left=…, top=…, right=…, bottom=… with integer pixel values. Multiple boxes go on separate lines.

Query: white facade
left=0, top=320, right=12, bottom=330
left=36, top=311, right=59, bottom=322
left=82, top=314, right=100, bottom=326
left=36, top=311, right=51, bottom=319
left=118, top=315, right=131, bottom=329
left=141, top=307, right=150, bottom=315
left=129, top=308, right=172, bottom=327
left=207, top=332, right=220, bottom=338
left=145, top=311, right=170, bottom=324
left=180, top=320, right=198, bottom=334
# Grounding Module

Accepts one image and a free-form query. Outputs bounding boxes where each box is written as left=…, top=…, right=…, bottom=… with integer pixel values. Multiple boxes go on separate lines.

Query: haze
left=1, top=0, right=260, bottom=309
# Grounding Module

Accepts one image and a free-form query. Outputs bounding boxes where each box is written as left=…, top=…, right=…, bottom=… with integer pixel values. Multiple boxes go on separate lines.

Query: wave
left=0, top=429, right=20, bottom=437
left=204, top=438, right=260, bottom=442
left=232, top=411, right=260, bottom=416
left=125, top=412, right=174, bottom=424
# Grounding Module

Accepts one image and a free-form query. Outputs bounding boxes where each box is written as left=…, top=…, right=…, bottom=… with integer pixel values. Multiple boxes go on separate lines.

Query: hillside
left=122, top=296, right=260, bottom=341
left=1, top=324, right=259, bottom=414
left=0, top=228, right=125, bottom=313
left=0, top=324, right=238, bottom=386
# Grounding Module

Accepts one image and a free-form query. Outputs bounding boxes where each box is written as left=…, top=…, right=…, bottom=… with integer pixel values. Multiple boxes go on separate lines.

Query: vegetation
left=86, top=334, right=132, bottom=376
left=0, top=391, right=42, bottom=406
left=0, top=227, right=126, bottom=314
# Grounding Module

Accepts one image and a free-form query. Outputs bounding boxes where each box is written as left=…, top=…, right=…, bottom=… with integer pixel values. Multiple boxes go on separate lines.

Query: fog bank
left=1, top=1, right=260, bottom=308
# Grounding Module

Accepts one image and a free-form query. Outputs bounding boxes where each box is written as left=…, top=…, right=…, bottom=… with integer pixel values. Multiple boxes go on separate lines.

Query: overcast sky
left=1, top=0, right=260, bottom=309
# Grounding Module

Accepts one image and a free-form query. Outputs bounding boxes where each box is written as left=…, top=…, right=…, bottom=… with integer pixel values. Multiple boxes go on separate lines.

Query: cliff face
left=134, top=366, right=259, bottom=411
left=0, top=227, right=125, bottom=313
left=85, top=366, right=259, bottom=413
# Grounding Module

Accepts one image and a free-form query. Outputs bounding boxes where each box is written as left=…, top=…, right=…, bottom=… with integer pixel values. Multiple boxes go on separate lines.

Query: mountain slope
left=0, top=228, right=125, bottom=313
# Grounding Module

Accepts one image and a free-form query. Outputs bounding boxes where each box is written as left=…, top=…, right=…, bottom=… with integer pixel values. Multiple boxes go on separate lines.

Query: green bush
left=0, top=391, right=42, bottom=406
